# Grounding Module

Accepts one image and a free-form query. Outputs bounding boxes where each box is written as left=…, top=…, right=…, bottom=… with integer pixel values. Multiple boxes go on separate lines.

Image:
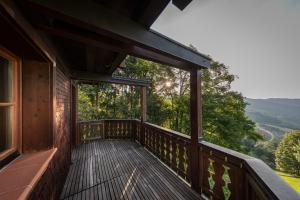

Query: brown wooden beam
left=135, top=0, right=169, bottom=28
left=141, top=87, right=147, bottom=122
left=172, top=0, right=193, bottom=10
left=38, top=25, right=191, bottom=69
left=71, top=70, right=151, bottom=87
left=38, top=25, right=130, bottom=53
left=105, top=53, right=128, bottom=74
left=140, top=86, right=147, bottom=146
left=190, top=69, right=202, bottom=191
left=25, top=0, right=211, bottom=69
left=85, top=46, right=96, bottom=72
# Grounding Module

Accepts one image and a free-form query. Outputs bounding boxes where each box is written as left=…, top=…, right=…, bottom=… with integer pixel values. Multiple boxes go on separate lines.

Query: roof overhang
left=23, top=0, right=211, bottom=73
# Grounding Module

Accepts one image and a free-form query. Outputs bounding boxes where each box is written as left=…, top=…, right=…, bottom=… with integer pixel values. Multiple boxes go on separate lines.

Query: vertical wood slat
left=77, top=120, right=137, bottom=143
left=141, top=122, right=191, bottom=183
left=178, top=139, right=185, bottom=177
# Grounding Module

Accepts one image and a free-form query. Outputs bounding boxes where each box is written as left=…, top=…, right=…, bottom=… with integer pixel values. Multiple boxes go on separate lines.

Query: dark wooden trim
left=25, top=0, right=211, bottom=69
left=143, top=122, right=190, bottom=140
left=0, top=0, right=71, bottom=76
left=141, top=87, right=147, bottom=122
left=71, top=84, right=78, bottom=148
left=134, top=0, right=169, bottom=28
left=71, top=70, right=151, bottom=87
left=172, top=0, right=193, bottom=10
left=105, top=53, right=128, bottom=74
left=37, top=25, right=193, bottom=70
left=0, top=46, right=21, bottom=161
left=190, top=69, right=202, bottom=191
left=0, top=0, right=54, bottom=63
left=0, top=151, right=19, bottom=169
left=140, top=87, right=147, bottom=146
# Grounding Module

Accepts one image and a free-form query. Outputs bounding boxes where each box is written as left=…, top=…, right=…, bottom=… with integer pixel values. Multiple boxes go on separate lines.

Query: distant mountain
left=245, top=98, right=300, bottom=131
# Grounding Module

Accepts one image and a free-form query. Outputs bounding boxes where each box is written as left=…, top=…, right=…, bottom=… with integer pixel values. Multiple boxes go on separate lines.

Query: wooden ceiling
left=18, top=0, right=210, bottom=78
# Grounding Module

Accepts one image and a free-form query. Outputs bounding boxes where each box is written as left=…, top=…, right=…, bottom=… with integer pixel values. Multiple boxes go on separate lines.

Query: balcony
left=60, top=140, right=200, bottom=200
left=60, top=120, right=299, bottom=200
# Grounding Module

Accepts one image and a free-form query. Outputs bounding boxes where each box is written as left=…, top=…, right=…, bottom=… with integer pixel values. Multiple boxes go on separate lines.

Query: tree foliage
left=202, top=62, right=261, bottom=152
left=78, top=55, right=261, bottom=153
left=275, top=131, right=300, bottom=176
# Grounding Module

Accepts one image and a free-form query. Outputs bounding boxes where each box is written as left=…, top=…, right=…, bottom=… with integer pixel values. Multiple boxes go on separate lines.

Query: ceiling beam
left=71, top=70, right=151, bottom=87
left=133, top=0, right=169, bottom=28
left=172, top=0, right=193, bottom=11
left=38, top=25, right=130, bottom=53
left=105, top=53, right=128, bottom=74
left=38, top=25, right=191, bottom=70
left=25, top=0, right=211, bottom=69
left=86, top=46, right=95, bottom=72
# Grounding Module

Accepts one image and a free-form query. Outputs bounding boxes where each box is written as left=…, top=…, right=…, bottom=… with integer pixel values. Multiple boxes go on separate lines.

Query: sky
left=152, top=0, right=300, bottom=99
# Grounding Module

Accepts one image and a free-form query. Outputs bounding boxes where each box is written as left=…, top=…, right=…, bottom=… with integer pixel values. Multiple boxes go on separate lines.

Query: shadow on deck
left=60, top=140, right=201, bottom=200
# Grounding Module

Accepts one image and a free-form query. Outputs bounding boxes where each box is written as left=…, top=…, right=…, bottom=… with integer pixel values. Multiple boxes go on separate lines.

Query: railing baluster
left=77, top=120, right=192, bottom=183
left=178, top=139, right=185, bottom=177
left=166, top=133, right=171, bottom=166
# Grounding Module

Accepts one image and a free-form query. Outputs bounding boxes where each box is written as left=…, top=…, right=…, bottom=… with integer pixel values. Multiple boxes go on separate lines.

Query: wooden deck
left=60, top=140, right=201, bottom=200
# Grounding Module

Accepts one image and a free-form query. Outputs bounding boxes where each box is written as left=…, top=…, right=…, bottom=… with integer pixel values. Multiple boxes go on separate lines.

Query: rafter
left=26, top=0, right=211, bottom=69
left=71, top=70, right=151, bottom=87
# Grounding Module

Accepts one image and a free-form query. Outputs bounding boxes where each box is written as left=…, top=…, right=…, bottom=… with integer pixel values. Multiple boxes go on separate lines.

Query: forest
left=79, top=53, right=300, bottom=185
left=79, top=55, right=261, bottom=154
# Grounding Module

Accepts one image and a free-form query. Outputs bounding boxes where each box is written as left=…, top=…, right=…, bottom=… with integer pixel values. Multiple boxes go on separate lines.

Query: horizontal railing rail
left=76, top=119, right=300, bottom=200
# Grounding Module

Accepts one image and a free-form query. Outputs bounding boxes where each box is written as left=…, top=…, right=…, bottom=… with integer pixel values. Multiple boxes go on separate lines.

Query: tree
left=202, top=62, right=261, bottom=153
left=275, top=131, right=300, bottom=176
left=78, top=54, right=261, bottom=153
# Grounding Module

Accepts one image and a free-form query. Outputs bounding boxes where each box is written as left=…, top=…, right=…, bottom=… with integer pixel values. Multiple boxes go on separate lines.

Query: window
left=0, top=48, right=19, bottom=161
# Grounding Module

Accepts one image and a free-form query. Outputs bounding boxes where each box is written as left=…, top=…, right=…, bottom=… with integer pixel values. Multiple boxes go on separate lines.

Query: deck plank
left=60, top=140, right=201, bottom=200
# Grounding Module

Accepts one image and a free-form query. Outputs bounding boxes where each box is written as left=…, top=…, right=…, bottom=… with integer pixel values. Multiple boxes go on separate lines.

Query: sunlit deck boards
left=60, top=140, right=201, bottom=200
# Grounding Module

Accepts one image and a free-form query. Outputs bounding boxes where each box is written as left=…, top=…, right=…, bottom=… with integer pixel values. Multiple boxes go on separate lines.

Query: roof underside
left=19, top=0, right=211, bottom=80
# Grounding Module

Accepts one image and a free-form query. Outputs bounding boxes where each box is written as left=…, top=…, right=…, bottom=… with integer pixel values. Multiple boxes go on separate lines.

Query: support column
left=141, top=86, right=147, bottom=122
left=190, top=69, right=202, bottom=191
left=140, top=86, right=147, bottom=145
left=71, top=83, right=78, bottom=146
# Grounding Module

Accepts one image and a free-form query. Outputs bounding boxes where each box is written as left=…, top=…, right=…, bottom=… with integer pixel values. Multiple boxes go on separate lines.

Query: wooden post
left=140, top=86, right=147, bottom=145
left=190, top=69, right=202, bottom=191
left=141, top=86, right=147, bottom=122
left=71, top=83, right=78, bottom=146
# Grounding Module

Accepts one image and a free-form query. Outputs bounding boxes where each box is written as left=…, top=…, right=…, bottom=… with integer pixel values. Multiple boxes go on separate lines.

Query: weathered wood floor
left=60, top=140, right=201, bottom=200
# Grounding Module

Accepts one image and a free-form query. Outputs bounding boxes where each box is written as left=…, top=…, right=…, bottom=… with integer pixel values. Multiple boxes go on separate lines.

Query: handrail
left=143, top=122, right=191, bottom=140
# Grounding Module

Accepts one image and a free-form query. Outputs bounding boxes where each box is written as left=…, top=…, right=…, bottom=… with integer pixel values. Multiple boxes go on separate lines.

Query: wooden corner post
left=140, top=86, right=147, bottom=145
left=190, top=69, right=202, bottom=191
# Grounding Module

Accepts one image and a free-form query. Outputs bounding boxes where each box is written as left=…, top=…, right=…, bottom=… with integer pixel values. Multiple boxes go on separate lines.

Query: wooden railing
left=199, top=141, right=299, bottom=200
left=76, top=120, right=299, bottom=200
left=77, top=119, right=135, bottom=143
left=142, top=122, right=191, bottom=182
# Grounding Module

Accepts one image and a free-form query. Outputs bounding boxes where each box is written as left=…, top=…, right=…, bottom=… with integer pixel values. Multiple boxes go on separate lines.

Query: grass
left=276, top=171, right=300, bottom=193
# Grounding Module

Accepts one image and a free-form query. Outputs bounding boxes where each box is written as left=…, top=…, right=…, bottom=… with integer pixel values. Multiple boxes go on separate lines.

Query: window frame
left=0, top=47, right=21, bottom=161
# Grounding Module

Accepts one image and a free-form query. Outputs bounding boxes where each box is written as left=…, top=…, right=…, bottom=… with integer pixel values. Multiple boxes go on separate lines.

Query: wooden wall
left=30, top=67, right=72, bottom=199
left=1, top=1, right=72, bottom=199
left=54, top=67, right=71, bottom=179
left=22, top=60, right=52, bottom=152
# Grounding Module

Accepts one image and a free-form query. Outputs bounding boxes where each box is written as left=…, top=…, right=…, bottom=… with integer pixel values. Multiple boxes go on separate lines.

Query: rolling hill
left=245, top=98, right=300, bottom=140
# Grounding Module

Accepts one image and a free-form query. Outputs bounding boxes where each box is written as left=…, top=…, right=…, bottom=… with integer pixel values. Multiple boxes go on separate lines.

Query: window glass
left=0, top=106, right=12, bottom=153
left=0, top=56, right=13, bottom=102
